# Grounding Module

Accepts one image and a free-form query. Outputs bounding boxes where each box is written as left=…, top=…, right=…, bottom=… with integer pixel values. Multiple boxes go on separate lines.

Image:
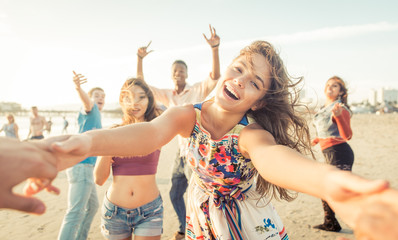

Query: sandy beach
left=1, top=113, right=397, bottom=240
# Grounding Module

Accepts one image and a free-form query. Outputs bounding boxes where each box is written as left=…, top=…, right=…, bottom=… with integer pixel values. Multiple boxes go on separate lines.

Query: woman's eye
left=251, top=81, right=259, bottom=89
left=234, top=67, right=242, bottom=73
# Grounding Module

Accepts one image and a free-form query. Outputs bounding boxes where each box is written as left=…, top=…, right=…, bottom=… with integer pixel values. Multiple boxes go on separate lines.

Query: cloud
left=267, top=22, right=398, bottom=45
left=150, top=22, right=398, bottom=57
left=225, top=22, right=398, bottom=47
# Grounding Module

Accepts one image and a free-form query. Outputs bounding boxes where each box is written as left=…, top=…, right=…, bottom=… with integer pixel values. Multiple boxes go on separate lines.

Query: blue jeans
left=101, top=194, right=163, bottom=239
left=169, top=151, right=192, bottom=233
left=58, top=164, right=99, bottom=240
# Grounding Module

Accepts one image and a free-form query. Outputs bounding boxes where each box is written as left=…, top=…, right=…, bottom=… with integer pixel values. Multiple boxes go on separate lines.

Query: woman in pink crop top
left=94, top=78, right=163, bottom=240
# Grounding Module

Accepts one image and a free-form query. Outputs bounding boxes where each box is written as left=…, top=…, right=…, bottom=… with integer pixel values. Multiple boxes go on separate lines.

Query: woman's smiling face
left=324, top=79, right=343, bottom=101
left=215, top=53, right=271, bottom=113
left=121, top=85, right=149, bottom=122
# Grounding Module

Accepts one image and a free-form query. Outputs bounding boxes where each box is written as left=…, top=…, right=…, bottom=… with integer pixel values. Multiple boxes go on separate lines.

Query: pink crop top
left=112, top=149, right=161, bottom=176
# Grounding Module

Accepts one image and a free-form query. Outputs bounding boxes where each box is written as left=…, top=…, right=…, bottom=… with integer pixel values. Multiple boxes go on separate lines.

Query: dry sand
left=1, top=113, right=397, bottom=240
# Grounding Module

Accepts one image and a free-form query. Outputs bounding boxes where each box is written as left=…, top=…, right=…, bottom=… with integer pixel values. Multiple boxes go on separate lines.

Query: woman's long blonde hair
left=242, top=41, right=314, bottom=201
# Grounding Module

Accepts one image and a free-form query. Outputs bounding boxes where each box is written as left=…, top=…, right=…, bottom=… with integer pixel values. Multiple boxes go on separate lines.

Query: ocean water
left=0, top=113, right=121, bottom=140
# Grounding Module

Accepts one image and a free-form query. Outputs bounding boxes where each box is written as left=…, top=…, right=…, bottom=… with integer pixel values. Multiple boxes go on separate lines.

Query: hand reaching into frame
left=22, top=134, right=92, bottom=197
left=337, top=189, right=398, bottom=240
left=0, top=138, right=59, bottom=214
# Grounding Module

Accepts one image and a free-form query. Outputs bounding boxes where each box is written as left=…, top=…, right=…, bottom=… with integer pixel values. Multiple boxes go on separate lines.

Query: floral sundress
left=185, top=102, right=289, bottom=240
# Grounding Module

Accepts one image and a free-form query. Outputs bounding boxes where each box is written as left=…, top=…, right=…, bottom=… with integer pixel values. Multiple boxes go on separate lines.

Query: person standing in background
left=62, top=116, right=69, bottom=134
left=312, top=76, right=354, bottom=232
left=136, top=25, right=220, bottom=240
left=58, top=71, right=106, bottom=240
left=0, top=114, right=19, bottom=140
left=27, top=106, right=47, bottom=140
left=46, top=117, right=53, bottom=135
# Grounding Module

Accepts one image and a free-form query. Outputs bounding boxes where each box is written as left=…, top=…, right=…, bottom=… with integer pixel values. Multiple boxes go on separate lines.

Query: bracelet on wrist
left=211, top=44, right=220, bottom=48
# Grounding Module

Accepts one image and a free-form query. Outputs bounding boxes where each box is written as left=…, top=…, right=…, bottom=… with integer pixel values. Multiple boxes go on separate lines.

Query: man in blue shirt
left=58, top=71, right=106, bottom=240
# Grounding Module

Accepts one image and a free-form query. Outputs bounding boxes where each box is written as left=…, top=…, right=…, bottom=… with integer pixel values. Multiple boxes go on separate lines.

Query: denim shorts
left=100, top=194, right=163, bottom=239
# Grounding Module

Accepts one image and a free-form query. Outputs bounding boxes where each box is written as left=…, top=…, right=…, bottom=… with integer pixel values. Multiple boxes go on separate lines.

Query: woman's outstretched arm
left=239, top=123, right=390, bottom=228
left=51, top=104, right=196, bottom=171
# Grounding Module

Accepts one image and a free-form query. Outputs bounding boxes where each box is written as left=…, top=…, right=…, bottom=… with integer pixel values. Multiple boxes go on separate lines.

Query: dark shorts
left=322, top=142, right=354, bottom=171
left=30, top=135, right=44, bottom=140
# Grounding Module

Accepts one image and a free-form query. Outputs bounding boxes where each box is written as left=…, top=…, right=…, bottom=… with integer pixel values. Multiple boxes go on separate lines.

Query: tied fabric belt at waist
left=193, top=175, right=252, bottom=240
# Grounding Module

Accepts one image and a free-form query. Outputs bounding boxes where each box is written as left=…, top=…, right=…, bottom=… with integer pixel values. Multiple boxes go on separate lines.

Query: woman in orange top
left=312, top=76, right=354, bottom=232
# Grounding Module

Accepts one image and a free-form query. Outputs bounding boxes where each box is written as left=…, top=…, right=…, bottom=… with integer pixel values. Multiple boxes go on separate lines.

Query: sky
left=0, top=0, right=397, bottom=109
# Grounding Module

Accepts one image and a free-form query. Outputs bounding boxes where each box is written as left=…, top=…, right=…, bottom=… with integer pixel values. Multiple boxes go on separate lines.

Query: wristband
left=211, top=44, right=219, bottom=48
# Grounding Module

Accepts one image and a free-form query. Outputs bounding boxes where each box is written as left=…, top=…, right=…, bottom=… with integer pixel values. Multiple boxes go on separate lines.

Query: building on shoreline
left=0, top=102, right=22, bottom=112
left=369, top=88, right=398, bottom=106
